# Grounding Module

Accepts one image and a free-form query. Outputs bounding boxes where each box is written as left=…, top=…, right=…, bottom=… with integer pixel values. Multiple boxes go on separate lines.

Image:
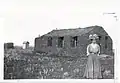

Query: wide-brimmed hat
left=89, top=34, right=99, bottom=40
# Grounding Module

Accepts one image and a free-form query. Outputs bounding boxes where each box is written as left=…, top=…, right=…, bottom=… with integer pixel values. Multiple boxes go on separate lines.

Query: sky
left=0, top=0, right=120, bottom=48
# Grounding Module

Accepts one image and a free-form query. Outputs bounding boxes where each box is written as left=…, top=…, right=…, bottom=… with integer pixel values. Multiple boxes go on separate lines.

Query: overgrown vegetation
left=4, top=47, right=114, bottom=79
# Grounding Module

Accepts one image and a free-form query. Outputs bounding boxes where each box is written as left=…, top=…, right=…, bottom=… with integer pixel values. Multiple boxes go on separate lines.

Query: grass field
left=4, top=48, right=114, bottom=79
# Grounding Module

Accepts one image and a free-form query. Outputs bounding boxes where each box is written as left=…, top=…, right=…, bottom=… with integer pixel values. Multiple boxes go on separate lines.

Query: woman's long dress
left=83, top=43, right=102, bottom=79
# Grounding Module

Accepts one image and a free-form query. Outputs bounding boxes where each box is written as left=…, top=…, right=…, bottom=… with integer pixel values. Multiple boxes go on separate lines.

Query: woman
left=83, top=34, right=102, bottom=79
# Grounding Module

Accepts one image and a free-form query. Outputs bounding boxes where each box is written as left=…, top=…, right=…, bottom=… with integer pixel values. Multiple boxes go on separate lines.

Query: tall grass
left=4, top=47, right=114, bottom=79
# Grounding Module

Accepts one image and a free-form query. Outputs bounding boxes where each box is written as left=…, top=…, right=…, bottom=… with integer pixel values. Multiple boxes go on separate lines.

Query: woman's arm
left=87, top=45, right=90, bottom=56
left=97, top=44, right=100, bottom=56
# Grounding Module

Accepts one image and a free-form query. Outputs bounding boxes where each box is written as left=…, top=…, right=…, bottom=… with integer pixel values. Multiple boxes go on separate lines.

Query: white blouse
left=87, top=43, right=100, bottom=56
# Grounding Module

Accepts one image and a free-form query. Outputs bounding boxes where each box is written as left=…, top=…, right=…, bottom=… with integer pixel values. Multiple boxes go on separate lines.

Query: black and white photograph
left=0, top=0, right=120, bottom=83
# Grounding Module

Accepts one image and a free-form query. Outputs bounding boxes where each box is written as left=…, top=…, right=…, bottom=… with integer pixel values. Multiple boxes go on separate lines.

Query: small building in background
left=4, top=42, right=14, bottom=50
left=4, top=42, right=14, bottom=53
left=23, top=41, right=29, bottom=49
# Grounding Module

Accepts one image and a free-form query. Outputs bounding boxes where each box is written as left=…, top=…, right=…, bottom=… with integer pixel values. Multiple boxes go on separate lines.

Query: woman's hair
left=90, top=39, right=93, bottom=41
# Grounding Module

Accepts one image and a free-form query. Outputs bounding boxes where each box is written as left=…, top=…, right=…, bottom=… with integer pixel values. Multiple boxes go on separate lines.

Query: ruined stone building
left=34, top=26, right=113, bottom=56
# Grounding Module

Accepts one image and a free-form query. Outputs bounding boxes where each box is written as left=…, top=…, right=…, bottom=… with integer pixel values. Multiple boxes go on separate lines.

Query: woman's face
left=91, top=39, right=96, bottom=43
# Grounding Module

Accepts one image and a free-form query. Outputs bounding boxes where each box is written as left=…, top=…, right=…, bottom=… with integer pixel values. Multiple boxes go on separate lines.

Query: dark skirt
left=83, top=54, right=102, bottom=79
